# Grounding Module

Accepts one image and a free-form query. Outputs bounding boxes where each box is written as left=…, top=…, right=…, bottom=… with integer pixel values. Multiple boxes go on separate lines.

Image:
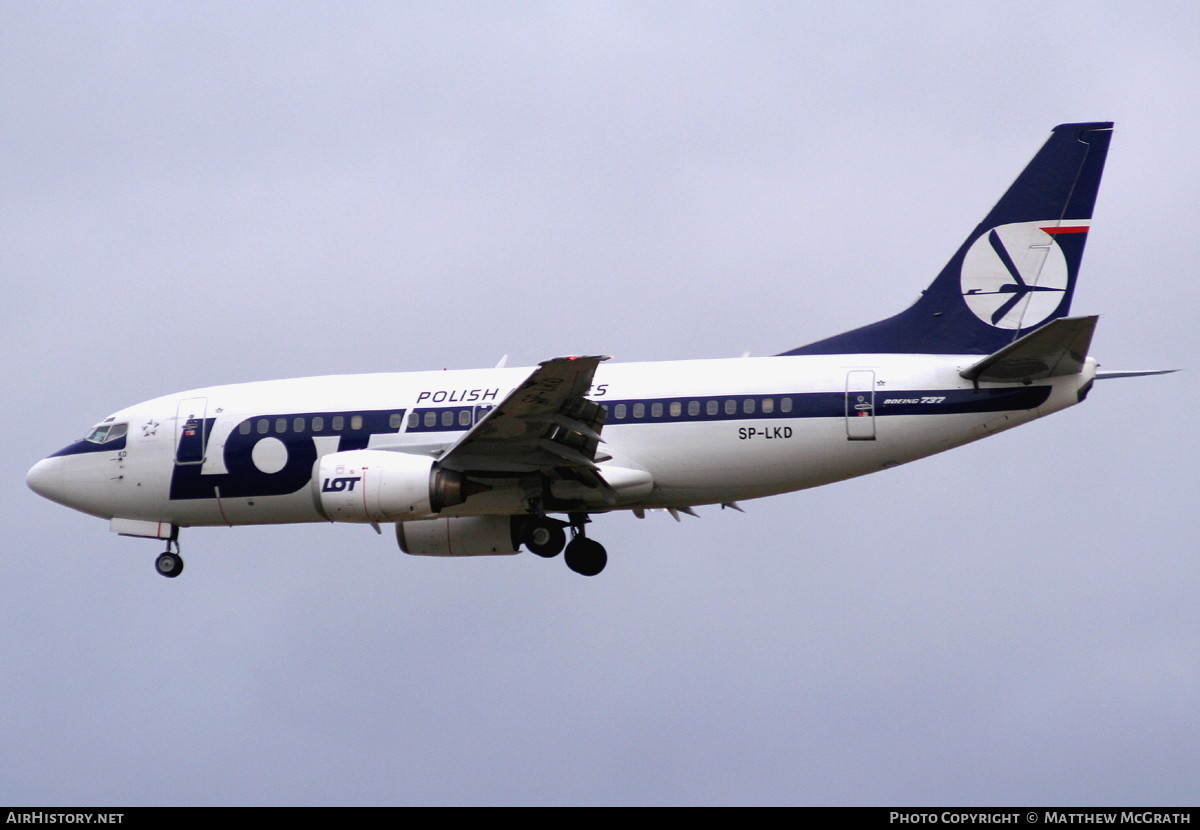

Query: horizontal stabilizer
left=960, top=315, right=1098, bottom=383
left=1095, top=369, right=1179, bottom=380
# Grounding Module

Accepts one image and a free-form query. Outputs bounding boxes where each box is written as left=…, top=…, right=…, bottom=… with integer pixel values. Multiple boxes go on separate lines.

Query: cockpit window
left=84, top=422, right=128, bottom=444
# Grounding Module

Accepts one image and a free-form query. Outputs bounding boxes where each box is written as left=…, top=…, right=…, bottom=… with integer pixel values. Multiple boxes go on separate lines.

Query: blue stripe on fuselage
left=403, top=387, right=1052, bottom=432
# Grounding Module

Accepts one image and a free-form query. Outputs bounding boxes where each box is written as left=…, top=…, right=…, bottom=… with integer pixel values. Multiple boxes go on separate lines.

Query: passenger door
left=845, top=371, right=876, bottom=441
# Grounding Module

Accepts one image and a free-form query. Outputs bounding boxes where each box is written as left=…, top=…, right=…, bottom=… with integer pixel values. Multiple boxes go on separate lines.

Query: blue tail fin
left=782, top=122, right=1113, bottom=356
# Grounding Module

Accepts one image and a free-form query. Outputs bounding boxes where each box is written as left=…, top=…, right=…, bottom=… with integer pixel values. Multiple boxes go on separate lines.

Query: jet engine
left=313, top=449, right=467, bottom=523
left=396, top=516, right=521, bottom=557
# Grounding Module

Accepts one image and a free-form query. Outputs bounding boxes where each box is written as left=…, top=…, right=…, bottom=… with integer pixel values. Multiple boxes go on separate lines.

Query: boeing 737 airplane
left=26, top=122, right=1170, bottom=578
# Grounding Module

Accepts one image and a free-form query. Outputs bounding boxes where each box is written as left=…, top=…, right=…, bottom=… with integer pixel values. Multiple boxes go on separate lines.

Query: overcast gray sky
left=2, top=1, right=1197, bottom=806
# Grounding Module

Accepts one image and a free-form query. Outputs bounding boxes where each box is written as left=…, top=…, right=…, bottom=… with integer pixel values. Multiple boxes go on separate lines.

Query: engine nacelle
left=314, top=449, right=466, bottom=523
left=396, top=516, right=521, bottom=557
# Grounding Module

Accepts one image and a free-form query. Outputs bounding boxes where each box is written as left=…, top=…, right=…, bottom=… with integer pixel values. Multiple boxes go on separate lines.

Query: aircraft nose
left=26, top=456, right=65, bottom=502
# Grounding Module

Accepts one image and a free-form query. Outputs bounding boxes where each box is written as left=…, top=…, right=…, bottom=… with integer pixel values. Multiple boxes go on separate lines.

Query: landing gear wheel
left=524, top=519, right=567, bottom=558
left=155, top=551, right=184, bottom=578
left=564, top=537, right=607, bottom=577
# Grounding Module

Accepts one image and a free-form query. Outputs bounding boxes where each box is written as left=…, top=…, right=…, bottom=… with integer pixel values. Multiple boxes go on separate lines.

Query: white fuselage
left=27, top=353, right=1096, bottom=529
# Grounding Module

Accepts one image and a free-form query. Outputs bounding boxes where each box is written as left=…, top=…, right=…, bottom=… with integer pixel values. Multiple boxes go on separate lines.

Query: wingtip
left=543, top=354, right=612, bottom=366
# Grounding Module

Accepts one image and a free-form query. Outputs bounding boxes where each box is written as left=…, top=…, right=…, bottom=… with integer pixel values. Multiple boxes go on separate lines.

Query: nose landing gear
left=155, top=540, right=184, bottom=578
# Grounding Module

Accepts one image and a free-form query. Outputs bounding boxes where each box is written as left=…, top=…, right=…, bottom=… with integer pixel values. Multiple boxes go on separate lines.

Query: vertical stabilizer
left=783, top=122, right=1113, bottom=356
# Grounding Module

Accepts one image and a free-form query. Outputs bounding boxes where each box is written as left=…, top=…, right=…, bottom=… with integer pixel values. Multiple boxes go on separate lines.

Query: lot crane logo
left=960, top=221, right=1084, bottom=330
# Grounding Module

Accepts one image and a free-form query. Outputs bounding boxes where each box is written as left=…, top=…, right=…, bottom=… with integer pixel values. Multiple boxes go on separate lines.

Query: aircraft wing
left=437, top=355, right=610, bottom=475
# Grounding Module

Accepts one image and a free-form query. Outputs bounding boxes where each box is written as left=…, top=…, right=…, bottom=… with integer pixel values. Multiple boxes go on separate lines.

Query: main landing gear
left=523, top=517, right=568, bottom=558
left=519, top=514, right=607, bottom=577
left=155, top=539, right=184, bottom=578
left=564, top=536, right=607, bottom=577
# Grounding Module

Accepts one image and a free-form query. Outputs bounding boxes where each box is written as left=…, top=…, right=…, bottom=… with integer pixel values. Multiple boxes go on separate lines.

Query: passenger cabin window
left=390, top=413, right=403, bottom=430
left=332, top=416, right=344, bottom=431
left=312, top=416, right=324, bottom=432
left=351, top=415, right=363, bottom=431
